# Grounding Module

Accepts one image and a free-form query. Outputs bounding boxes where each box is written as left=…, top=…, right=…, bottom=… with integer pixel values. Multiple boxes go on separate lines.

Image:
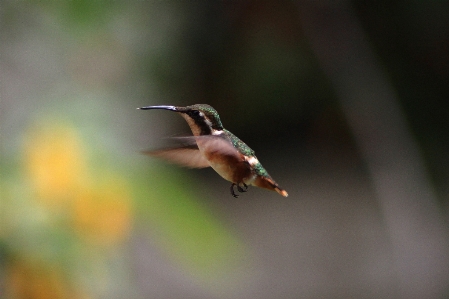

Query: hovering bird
left=138, top=104, right=288, bottom=198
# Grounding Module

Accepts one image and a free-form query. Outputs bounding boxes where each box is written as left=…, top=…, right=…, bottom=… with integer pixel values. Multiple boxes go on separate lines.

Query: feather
left=143, top=135, right=244, bottom=169
left=142, top=145, right=210, bottom=168
left=171, top=135, right=242, bottom=159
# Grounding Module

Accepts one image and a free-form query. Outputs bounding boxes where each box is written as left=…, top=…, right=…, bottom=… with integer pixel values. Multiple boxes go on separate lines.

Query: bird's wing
left=171, top=135, right=243, bottom=158
left=142, top=144, right=210, bottom=168
left=143, top=135, right=244, bottom=169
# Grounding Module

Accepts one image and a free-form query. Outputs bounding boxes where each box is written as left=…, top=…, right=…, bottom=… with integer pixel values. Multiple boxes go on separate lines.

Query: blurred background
left=1, top=1, right=449, bottom=298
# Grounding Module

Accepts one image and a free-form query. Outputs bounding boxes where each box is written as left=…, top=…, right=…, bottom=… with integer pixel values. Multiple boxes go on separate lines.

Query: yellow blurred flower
left=22, top=119, right=131, bottom=245
left=24, top=121, right=86, bottom=205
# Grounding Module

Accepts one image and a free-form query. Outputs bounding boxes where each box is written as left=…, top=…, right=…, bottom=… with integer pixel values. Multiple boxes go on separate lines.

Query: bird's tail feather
left=254, top=176, right=288, bottom=197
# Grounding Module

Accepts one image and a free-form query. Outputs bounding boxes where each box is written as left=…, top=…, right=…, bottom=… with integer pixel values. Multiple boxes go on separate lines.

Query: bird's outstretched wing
left=171, top=135, right=242, bottom=158
left=142, top=143, right=210, bottom=168
left=143, top=135, right=243, bottom=169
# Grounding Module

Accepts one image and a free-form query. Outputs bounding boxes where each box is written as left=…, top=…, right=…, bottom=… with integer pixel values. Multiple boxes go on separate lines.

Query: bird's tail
left=254, top=176, right=288, bottom=197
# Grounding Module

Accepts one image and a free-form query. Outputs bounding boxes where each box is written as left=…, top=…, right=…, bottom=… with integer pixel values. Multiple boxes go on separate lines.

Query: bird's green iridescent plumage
left=252, top=162, right=270, bottom=178
left=187, top=104, right=224, bottom=130
left=223, top=129, right=271, bottom=179
left=223, top=129, right=254, bottom=156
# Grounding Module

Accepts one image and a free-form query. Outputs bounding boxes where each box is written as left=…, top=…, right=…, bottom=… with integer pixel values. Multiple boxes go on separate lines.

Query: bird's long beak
left=137, top=105, right=178, bottom=111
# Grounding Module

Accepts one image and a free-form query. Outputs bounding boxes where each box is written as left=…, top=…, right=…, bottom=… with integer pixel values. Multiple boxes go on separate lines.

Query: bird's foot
left=230, top=183, right=249, bottom=197
left=237, top=183, right=248, bottom=193
left=230, top=183, right=239, bottom=198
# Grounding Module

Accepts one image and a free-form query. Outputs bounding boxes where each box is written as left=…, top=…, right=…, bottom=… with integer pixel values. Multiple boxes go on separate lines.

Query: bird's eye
left=191, top=110, right=200, bottom=117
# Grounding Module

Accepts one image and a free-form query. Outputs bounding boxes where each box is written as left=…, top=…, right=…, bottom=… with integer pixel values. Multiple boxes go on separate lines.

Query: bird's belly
left=208, top=161, right=234, bottom=182
left=207, top=156, right=255, bottom=184
left=197, top=141, right=254, bottom=184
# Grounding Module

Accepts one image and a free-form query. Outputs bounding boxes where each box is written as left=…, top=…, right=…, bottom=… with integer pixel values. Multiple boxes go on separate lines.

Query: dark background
left=1, top=1, right=449, bottom=298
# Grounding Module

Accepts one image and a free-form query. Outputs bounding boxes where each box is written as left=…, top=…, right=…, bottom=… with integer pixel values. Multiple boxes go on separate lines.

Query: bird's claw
left=230, top=183, right=239, bottom=197
left=230, top=183, right=248, bottom=197
left=237, top=183, right=248, bottom=193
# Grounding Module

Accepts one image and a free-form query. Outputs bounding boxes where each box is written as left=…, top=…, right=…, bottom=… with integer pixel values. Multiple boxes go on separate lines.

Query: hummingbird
left=138, top=104, right=288, bottom=198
